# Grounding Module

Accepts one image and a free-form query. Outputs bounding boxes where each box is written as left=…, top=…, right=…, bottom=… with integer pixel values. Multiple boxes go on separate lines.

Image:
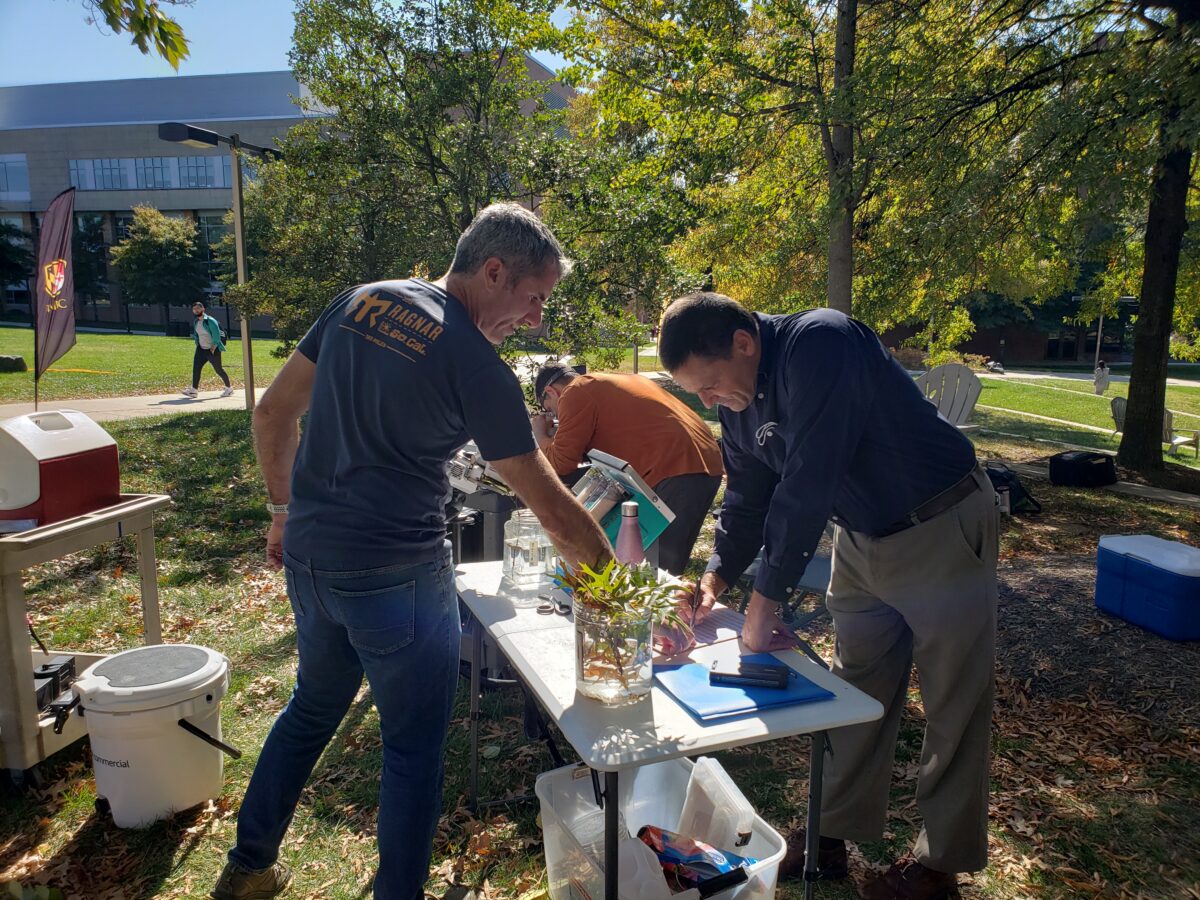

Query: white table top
left=456, top=562, right=883, bottom=772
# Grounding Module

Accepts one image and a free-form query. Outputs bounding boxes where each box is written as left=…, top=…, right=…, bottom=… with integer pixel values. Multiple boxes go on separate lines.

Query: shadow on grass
left=1, top=745, right=218, bottom=899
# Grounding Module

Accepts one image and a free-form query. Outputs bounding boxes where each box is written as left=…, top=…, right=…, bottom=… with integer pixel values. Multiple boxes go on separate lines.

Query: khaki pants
left=820, top=467, right=998, bottom=873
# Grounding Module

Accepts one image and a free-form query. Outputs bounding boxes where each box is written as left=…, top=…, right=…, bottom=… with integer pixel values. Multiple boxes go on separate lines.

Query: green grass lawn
left=1, top=410, right=1197, bottom=899
left=975, top=379, right=1200, bottom=468
left=1008, top=363, right=1200, bottom=382
left=0, top=327, right=288, bottom=404
left=580, top=345, right=664, bottom=374
left=998, top=376, right=1200, bottom=422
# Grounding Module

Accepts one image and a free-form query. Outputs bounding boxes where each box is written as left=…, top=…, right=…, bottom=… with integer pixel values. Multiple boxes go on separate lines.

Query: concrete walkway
left=0, top=388, right=251, bottom=424
left=0, top=352, right=568, bottom=424
left=980, top=369, right=1200, bottom=388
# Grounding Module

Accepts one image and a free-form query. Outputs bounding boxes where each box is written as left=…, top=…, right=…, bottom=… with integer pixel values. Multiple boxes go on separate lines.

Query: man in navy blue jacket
left=659, top=292, right=998, bottom=900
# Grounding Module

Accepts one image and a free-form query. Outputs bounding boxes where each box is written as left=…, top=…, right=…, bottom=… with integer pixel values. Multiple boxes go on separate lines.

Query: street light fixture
left=158, top=122, right=282, bottom=410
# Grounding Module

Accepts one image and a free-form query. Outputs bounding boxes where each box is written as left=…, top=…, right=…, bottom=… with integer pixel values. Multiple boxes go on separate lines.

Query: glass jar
left=502, top=509, right=557, bottom=589
left=574, top=602, right=653, bottom=705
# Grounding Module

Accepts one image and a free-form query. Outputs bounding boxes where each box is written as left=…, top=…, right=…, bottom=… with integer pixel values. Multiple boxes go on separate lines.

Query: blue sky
left=0, top=0, right=566, bottom=87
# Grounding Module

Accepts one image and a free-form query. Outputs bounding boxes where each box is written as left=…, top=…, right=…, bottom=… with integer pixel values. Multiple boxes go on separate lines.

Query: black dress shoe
left=778, top=827, right=849, bottom=881
left=861, top=858, right=961, bottom=900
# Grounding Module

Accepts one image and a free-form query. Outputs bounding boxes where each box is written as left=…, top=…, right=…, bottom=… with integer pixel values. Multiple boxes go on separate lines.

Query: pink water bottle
left=615, top=501, right=645, bottom=565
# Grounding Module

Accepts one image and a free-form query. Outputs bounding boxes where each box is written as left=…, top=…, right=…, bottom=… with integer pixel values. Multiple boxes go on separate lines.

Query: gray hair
left=449, top=202, right=573, bottom=284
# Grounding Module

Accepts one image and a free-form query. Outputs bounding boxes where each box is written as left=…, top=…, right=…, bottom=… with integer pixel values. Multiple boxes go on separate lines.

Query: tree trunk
left=826, top=0, right=858, bottom=315
left=1116, top=11, right=1195, bottom=472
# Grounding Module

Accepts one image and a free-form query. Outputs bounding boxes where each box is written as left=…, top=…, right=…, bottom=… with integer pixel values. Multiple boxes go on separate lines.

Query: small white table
left=457, top=561, right=883, bottom=900
left=0, top=494, right=171, bottom=782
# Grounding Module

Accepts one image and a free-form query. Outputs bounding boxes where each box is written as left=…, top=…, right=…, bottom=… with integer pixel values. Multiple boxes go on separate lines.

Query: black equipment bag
left=983, top=462, right=1042, bottom=514
left=1048, top=450, right=1117, bottom=487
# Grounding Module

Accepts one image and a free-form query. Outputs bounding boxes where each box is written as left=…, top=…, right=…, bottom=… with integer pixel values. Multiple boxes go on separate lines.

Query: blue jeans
left=229, top=549, right=460, bottom=900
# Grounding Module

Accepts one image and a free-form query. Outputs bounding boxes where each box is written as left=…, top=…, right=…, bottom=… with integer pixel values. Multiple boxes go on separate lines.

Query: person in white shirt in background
left=183, top=300, right=235, bottom=398
left=1093, top=360, right=1111, bottom=396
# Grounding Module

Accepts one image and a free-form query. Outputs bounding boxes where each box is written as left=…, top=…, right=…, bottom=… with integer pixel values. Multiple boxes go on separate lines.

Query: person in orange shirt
left=532, top=363, right=723, bottom=575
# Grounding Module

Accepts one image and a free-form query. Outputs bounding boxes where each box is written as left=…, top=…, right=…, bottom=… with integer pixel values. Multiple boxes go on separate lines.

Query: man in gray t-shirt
left=213, top=204, right=611, bottom=900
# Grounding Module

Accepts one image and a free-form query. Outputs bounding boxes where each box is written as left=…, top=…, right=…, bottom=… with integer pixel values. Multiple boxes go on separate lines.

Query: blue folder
left=653, top=653, right=835, bottom=722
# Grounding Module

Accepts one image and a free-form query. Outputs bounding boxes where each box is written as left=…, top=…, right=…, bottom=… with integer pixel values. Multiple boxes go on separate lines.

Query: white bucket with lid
left=74, top=643, right=233, bottom=828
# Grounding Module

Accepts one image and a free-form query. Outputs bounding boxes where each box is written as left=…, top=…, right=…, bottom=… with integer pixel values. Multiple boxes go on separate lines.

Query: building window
left=113, top=214, right=135, bottom=242
left=136, top=157, right=172, bottom=189
left=68, top=159, right=94, bottom=190
left=0, top=154, right=31, bottom=200
left=180, top=156, right=217, bottom=188
left=69, top=155, right=233, bottom=191
left=1, top=213, right=29, bottom=293
left=93, top=158, right=128, bottom=190
left=196, top=211, right=229, bottom=286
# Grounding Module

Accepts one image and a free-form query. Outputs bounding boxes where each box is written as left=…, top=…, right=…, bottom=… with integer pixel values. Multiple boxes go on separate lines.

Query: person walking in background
left=1093, top=359, right=1111, bottom=395
left=184, top=300, right=234, bottom=398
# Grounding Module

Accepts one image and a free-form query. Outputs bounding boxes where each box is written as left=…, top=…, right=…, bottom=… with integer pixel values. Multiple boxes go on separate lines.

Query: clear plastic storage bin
left=535, top=758, right=785, bottom=900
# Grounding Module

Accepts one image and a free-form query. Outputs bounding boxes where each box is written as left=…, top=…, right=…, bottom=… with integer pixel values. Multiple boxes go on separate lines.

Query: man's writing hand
left=689, top=571, right=726, bottom=626
left=741, top=591, right=800, bottom=652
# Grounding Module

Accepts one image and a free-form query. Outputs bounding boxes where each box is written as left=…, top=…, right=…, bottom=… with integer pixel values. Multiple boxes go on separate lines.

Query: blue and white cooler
left=1096, top=535, right=1200, bottom=641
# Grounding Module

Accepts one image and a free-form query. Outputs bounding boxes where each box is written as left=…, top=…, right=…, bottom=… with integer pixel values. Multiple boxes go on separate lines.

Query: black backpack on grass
left=1048, top=451, right=1117, bottom=487
left=983, top=462, right=1042, bottom=514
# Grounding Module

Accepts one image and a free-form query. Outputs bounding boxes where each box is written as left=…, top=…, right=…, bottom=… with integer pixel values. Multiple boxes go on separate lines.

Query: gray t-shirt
left=284, top=278, right=535, bottom=567
left=195, top=318, right=213, bottom=349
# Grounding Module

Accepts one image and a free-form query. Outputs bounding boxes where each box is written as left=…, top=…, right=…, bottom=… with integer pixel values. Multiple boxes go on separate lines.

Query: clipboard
left=574, top=449, right=675, bottom=550
left=653, top=652, right=834, bottom=722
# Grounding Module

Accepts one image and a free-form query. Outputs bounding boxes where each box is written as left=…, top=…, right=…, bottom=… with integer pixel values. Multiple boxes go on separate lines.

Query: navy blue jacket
left=708, top=309, right=977, bottom=603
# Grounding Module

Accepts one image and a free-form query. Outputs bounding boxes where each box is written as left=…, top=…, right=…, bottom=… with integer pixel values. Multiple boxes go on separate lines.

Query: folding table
left=457, top=561, right=883, bottom=900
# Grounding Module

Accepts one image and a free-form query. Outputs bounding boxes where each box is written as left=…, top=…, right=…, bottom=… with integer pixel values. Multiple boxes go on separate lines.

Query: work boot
left=860, top=858, right=961, bottom=900
left=778, top=827, right=849, bottom=881
left=210, top=860, right=293, bottom=900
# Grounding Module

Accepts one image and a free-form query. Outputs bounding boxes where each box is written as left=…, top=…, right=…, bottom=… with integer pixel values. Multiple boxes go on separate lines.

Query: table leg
left=604, top=770, right=619, bottom=900
left=468, top=614, right=483, bottom=814
left=135, top=526, right=162, bottom=644
left=804, top=731, right=828, bottom=900
left=0, top=570, right=37, bottom=772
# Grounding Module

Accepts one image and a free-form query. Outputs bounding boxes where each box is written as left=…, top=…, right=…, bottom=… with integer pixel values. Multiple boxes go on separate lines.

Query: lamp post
left=158, top=122, right=281, bottom=410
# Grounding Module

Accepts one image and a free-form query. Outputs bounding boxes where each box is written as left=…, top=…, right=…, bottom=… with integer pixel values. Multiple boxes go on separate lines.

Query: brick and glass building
left=0, top=70, right=310, bottom=333
left=0, top=61, right=573, bottom=336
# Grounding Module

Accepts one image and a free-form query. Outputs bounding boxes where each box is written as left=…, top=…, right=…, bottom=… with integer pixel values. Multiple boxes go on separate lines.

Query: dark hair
left=193, top=300, right=206, bottom=308
left=535, top=362, right=577, bottom=405
left=449, top=203, right=573, bottom=285
left=658, top=292, right=757, bottom=371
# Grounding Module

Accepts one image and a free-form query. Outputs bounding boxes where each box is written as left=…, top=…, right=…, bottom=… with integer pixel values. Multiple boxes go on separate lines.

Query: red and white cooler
left=0, top=409, right=120, bottom=529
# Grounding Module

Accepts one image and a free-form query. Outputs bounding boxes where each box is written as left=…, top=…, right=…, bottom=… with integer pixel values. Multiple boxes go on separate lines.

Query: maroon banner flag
left=35, top=187, right=77, bottom=381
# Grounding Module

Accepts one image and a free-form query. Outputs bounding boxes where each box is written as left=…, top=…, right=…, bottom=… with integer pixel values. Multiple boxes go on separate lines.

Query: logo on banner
left=43, top=259, right=68, bottom=304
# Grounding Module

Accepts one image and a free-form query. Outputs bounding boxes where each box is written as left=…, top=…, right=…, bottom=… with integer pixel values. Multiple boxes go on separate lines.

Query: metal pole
left=27, top=270, right=39, bottom=411
left=1093, top=312, right=1104, bottom=371
left=803, top=733, right=828, bottom=900
left=229, top=135, right=256, bottom=411
left=604, top=770, right=619, bottom=900
left=468, top=616, right=482, bottom=814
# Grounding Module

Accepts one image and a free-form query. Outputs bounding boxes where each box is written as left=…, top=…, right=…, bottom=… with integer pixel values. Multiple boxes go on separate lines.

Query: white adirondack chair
left=1111, top=396, right=1200, bottom=458
left=913, top=363, right=983, bottom=431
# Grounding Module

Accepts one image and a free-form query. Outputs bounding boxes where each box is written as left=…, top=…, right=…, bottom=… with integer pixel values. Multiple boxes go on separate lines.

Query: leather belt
left=876, top=467, right=981, bottom=538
